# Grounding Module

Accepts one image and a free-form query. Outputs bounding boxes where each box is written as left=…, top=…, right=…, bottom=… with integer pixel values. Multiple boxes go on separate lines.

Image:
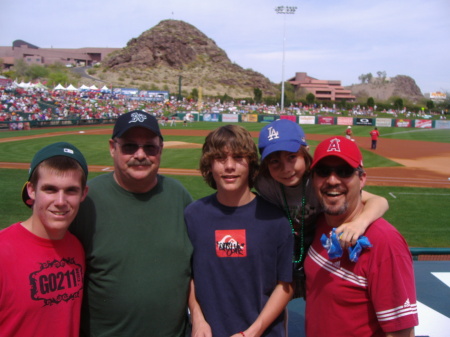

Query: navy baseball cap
left=258, top=119, right=307, bottom=161
left=112, top=110, right=163, bottom=140
left=22, top=142, right=88, bottom=207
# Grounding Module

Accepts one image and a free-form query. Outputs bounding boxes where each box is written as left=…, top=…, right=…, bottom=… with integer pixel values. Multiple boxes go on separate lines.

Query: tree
left=190, top=88, right=199, bottom=101
left=358, top=74, right=367, bottom=84
left=338, top=99, right=348, bottom=110
left=426, top=100, right=434, bottom=111
left=367, top=97, right=375, bottom=108
left=14, top=59, right=29, bottom=79
left=253, top=88, right=262, bottom=103
left=47, top=71, right=69, bottom=87
left=221, top=93, right=233, bottom=102
left=306, top=92, right=315, bottom=105
left=284, top=82, right=296, bottom=107
left=26, top=64, right=49, bottom=80
left=394, top=98, right=404, bottom=110
left=358, top=73, right=374, bottom=84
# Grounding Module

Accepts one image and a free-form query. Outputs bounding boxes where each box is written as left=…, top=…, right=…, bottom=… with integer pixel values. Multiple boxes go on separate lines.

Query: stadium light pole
left=275, top=5, right=297, bottom=113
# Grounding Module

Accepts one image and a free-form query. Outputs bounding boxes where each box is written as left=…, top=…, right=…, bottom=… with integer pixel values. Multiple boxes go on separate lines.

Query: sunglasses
left=114, top=140, right=160, bottom=156
left=314, top=165, right=357, bottom=179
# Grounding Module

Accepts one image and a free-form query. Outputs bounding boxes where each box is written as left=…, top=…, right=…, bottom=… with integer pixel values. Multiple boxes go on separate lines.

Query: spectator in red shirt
left=370, top=127, right=380, bottom=149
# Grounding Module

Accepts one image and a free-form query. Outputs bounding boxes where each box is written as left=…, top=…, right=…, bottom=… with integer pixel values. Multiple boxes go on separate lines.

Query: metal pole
left=178, top=75, right=182, bottom=101
left=275, top=6, right=297, bottom=113
left=281, top=14, right=286, bottom=113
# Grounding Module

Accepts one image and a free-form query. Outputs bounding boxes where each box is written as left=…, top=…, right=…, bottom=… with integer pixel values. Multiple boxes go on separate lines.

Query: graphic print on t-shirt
left=215, top=229, right=247, bottom=257
left=29, top=258, right=83, bottom=306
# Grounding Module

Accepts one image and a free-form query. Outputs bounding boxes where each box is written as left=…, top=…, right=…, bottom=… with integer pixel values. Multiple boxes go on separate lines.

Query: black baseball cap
left=22, top=142, right=88, bottom=207
left=112, top=110, right=163, bottom=140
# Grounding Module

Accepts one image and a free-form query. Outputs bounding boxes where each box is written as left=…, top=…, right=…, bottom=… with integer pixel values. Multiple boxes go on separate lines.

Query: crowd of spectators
left=1, top=84, right=446, bottom=124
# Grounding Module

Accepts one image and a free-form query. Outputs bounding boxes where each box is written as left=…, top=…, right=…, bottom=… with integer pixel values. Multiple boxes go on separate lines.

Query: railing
left=0, top=118, right=117, bottom=130
left=410, top=247, right=450, bottom=261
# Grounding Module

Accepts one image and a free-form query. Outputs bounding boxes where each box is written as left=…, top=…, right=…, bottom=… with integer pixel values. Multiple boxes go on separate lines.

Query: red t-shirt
left=305, top=216, right=418, bottom=336
left=0, top=223, right=85, bottom=337
left=370, top=130, right=380, bottom=140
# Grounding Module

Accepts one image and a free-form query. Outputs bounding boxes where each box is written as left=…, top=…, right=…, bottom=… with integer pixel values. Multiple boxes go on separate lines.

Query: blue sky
left=2, top=0, right=449, bottom=94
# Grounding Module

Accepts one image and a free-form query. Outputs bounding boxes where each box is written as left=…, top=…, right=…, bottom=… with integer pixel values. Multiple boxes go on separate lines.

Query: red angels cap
left=311, top=136, right=363, bottom=169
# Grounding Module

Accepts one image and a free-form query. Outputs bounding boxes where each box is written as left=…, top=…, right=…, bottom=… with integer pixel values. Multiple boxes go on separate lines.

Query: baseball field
left=1, top=122, right=449, bottom=248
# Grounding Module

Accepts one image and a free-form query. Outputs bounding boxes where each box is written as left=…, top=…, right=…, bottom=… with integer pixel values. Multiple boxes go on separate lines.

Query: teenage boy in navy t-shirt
left=186, top=125, right=294, bottom=337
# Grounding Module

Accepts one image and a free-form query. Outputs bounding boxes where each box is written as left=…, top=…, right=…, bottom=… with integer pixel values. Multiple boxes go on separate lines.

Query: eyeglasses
left=314, top=165, right=357, bottom=179
left=114, top=140, right=160, bottom=156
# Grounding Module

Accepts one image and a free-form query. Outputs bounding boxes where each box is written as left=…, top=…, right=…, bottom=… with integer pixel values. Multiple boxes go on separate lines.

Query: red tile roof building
left=287, top=72, right=355, bottom=102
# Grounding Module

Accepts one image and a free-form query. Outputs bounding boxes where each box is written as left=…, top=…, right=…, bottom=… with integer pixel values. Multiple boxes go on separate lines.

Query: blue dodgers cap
left=112, top=110, right=163, bottom=140
left=258, top=119, right=307, bottom=161
left=22, top=142, right=88, bottom=207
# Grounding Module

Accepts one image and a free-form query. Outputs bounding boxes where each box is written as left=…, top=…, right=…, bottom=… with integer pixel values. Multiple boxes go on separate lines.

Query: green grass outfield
left=1, top=122, right=449, bottom=247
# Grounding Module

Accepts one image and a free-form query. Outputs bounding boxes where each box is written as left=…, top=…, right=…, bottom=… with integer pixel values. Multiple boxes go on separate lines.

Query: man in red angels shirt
left=304, top=136, right=418, bottom=337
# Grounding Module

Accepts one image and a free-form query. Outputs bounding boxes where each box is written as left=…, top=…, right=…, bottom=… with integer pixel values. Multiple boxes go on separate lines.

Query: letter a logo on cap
left=327, top=138, right=341, bottom=153
left=129, top=112, right=147, bottom=124
left=267, top=127, right=279, bottom=141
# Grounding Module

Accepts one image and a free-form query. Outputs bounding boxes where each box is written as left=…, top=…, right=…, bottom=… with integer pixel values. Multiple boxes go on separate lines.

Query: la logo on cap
left=267, top=127, right=280, bottom=141
left=129, top=112, right=147, bottom=124
left=327, top=138, right=342, bottom=153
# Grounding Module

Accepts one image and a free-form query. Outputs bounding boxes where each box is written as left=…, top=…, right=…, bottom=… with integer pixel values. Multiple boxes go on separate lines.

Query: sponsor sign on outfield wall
left=355, top=118, right=373, bottom=126
left=435, top=120, right=450, bottom=129
left=222, top=114, right=239, bottom=123
left=261, top=115, right=277, bottom=123
left=280, top=115, right=296, bottom=122
left=337, top=117, right=353, bottom=126
left=375, top=118, right=392, bottom=127
left=299, top=116, right=316, bottom=124
left=415, top=119, right=432, bottom=128
left=202, top=113, right=220, bottom=122
left=318, top=116, right=335, bottom=125
left=241, top=114, right=258, bottom=122
left=396, top=119, right=412, bottom=128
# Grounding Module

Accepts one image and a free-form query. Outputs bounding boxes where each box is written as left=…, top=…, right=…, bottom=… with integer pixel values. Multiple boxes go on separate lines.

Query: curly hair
left=200, top=125, right=259, bottom=189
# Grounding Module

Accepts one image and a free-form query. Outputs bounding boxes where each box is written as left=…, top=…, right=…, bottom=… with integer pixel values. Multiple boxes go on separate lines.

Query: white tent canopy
left=79, top=84, right=90, bottom=91
left=53, top=83, right=66, bottom=90
left=100, top=85, right=110, bottom=92
left=66, top=84, right=78, bottom=91
left=33, top=82, right=48, bottom=90
left=89, top=85, right=98, bottom=90
left=18, top=81, right=32, bottom=88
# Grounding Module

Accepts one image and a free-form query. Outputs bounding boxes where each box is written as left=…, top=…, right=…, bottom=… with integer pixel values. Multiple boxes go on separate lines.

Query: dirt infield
left=1, top=127, right=449, bottom=188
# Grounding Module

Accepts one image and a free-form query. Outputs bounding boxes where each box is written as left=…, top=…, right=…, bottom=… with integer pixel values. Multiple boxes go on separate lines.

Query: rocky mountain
left=346, top=75, right=424, bottom=102
left=97, top=19, right=424, bottom=102
left=101, top=20, right=278, bottom=98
